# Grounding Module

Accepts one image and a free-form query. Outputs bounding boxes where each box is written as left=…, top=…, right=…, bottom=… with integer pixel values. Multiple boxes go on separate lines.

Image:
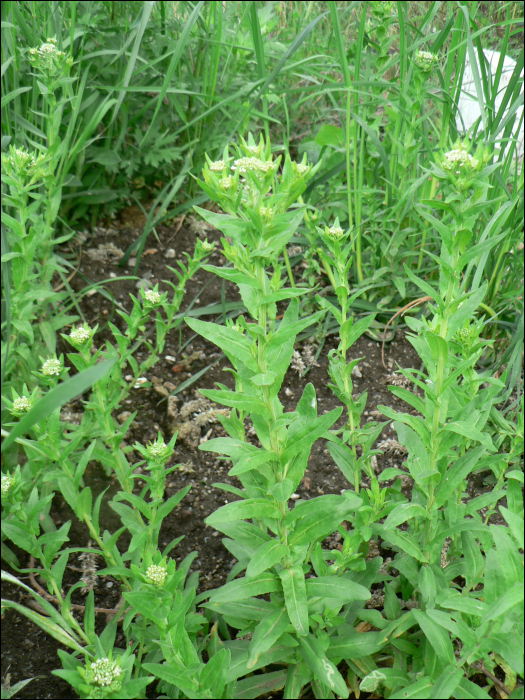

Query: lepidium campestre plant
left=178, top=134, right=387, bottom=699
left=2, top=219, right=218, bottom=696
left=346, top=139, right=524, bottom=697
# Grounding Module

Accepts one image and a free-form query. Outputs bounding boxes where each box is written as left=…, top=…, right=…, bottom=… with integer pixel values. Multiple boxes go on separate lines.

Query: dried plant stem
left=381, top=296, right=432, bottom=369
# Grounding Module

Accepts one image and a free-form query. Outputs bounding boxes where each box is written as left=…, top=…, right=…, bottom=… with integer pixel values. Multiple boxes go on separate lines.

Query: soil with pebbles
left=1, top=207, right=514, bottom=699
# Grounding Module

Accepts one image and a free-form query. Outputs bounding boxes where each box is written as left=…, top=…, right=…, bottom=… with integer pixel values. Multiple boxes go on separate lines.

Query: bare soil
left=1, top=208, right=510, bottom=699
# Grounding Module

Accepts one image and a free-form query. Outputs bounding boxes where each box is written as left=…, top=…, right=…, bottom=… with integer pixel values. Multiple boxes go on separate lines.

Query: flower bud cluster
left=146, top=563, right=168, bottom=586
left=28, top=37, right=72, bottom=76
left=69, top=325, right=92, bottom=344
left=1, top=145, right=48, bottom=185
left=84, top=657, right=123, bottom=691
left=1, top=474, right=14, bottom=497
left=442, top=148, right=478, bottom=175
left=231, top=157, right=276, bottom=174
left=144, top=290, right=162, bottom=305
left=414, top=50, right=438, bottom=73
left=41, top=358, right=62, bottom=376
left=209, top=160, right=226, bottom=171
left=12, top=396, right=32, bottom=413
left=219, top=176, right=235, bottom=189
left=324, top=225, right=345, bottom=241
left=146, top=437, right=170, bottom=461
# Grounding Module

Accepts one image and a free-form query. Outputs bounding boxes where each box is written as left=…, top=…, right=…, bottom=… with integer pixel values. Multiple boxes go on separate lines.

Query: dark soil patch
left=1, top=207, right=512, bottom=699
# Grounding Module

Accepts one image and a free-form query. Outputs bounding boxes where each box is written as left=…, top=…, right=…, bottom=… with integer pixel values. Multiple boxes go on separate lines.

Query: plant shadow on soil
left=1, top=209, right=509, bottom=699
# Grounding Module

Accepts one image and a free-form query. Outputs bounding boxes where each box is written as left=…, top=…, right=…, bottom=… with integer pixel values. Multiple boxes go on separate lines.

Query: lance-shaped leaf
left=279, top=566, right=309, bottom=636
left=199, top=388, right=271, bottom=419
left=281, top=407, right=342, bottom=464
left=383, top=503, right=428, bottom=530
left=246, top=539, right=288, bottom=579
left=207, top=572, right=282, bottom=604
left=412, top=609, right=455, bottom=665
left=297, top=634, right=349, bottom=698
left=206, top=498, right=282, bottom=526
left=247, top=607, right=291, bottom=668
left=289, top=496, right=361, bottom=547
left=305, top=576, right=370, bottom=604
left=328, top=629, right=386, bottom=660
left=433, top=446, right=486, bottom=509
left=184, top=317, right=259, bottom=371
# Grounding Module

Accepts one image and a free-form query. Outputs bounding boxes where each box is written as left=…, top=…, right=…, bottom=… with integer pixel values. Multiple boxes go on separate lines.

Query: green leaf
left=389, top=677, right=434, bottom=699
left=328, top=629, right=386, bottom=660
left=412, top=610, right=455, bottom=665
left=433, top=446, right=487, bottom=509
left=200, top=647, right=231, bottom=694
left=246, top=539, right=288, bottom=579
left=184, top=317, right=259, bottom=371
left=499, top=506, right=524, bottom=549
left=482, top=582, right=524, bottom=622
left=305, top=576, right=370, bottom=604
left=315, top=124, right=344, bottom=147
left=289, top=499, right=359, bottom=548
left=202, top=598, right=273, bottom=622
left=247, top=607, right=290, bottom=668
left=206, top=498, right=282, bottom=526
left=233, top=670, right=287, bottom=699
left=372, top=525, right=428, bottom=562
left=199, top=389, right=270, bottom=419
left=455, top=677, right=492, bottom=699
left=207, top=573, right=282, bottom=604
left=281, top=407, right=342, bottom=464
left=383, top=503, right=428, bottom=530
left=279, top=566, right=308, bottom=636
left=269, top=479, right=295, bottom=503
left=297, top=634, right=349, bottom=698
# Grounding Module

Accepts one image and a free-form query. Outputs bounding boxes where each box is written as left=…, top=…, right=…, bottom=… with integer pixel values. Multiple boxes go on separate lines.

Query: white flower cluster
left=85, top=658, right=123, bottom=688
left=147, top=440, right=169, bottom=459
left=41, top=358, right=62, bottom=376
left=69, top=326, right=92, bottom=343
left=295, top=163, right=309, bottom=175
left=146, top=563, right=168, bottom=586
left=325, top=225, right=345, bottom=241
left=219, top=176, right=235, bottom=189
left=1, top=474, right=14, bottom=497
left=209, top=160, right=226, bottom=171
left=231, top=157, right=275, bottom=174
left=246, top=146, right=260, bottom=155
left=442, top=149, right=477, bottom=175
left=260, top=206, right=274, bottom=218
left=144, top=290, right=162, bottom=304
left=415, top=50, right=437, bottom=72
left=13, top=396, right=32, bottom=412
left=231, top=323, right=244, bottom=333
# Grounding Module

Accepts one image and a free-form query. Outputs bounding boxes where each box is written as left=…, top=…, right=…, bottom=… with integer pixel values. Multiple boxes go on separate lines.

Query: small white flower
left=86, top=658, right=123, bottom=688
left=144, top=290, right=162, bottom=304
left=69, top=326, right=92, bottom=343
left=1, top=474, right=14, bottom=497
left=260, top=206, right=274, bottom=219
left=42, top=358, right=62, bottom=376
left=415, top=50, right=437, bottom=72
left=146, top=563, right=168, bottom=586
left=325, top=225, right=345, bottom=241
left=231, top=157, right=275, bottom=174
left=219, top=176, right=235, bottom=189
left=209, top=160, right=226, bottom=171
left=12, top=396, right=32, bottom=412
left=294, top=163, right=309, bottom=175
left=442, top=148, right=476, bottom=175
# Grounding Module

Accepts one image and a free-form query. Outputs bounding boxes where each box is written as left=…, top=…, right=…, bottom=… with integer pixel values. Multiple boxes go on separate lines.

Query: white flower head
left=324, top=225, right=345, bottom=241
left=1, top=474, right=14, bottom=497
left=294, top=162, right=309, bottom=175
left=231, top=157, right=275, bottom=174
left=69, top=325, right=92, bottom=344
left=146, top=563, right=168, bottom=586
left=12, top=396, right=32, bottom=413
left=415, top=50, right=438, bottom=72
left=42, top=358, right=62, bottom=376
left=209, top=160, right=226, bottom=171
left=85, top=657, right=123, bottom=689
left=144, top=290, right=162, bottom=304
left=219, top=176, right=235, bottom=189
left=442, top=148, right=476, bottom=175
